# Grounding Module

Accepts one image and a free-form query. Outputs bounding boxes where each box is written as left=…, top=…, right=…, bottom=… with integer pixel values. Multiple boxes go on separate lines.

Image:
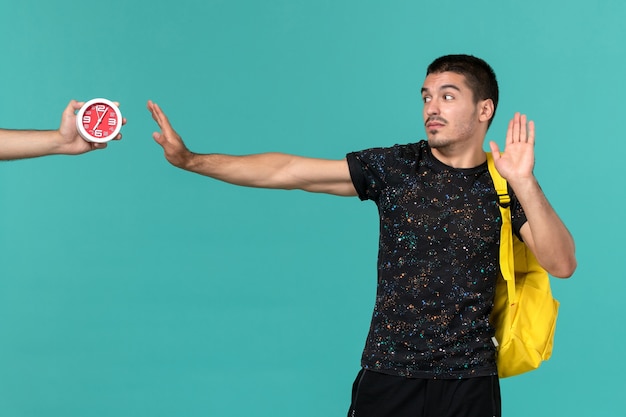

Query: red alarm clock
left=76, top=98, right=123, bottom=143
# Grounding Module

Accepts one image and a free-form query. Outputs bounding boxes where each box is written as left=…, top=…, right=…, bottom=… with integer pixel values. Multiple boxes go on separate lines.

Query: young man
left=147, top=54, right=576, bottom=417
left=0, top=100, right=124, bottom=160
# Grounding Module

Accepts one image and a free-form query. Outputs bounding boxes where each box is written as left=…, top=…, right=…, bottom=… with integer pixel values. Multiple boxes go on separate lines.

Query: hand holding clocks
left=76, top=98, right=123, bottom=143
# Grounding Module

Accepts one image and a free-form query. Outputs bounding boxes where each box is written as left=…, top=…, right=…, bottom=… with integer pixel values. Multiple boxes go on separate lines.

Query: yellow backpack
left=486, top=153, right=560, bottom=378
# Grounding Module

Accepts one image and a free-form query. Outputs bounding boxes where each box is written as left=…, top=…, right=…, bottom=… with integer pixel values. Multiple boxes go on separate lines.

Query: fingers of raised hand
left=508, top=112, right=534, bottom=144
left=488, top=140, right=501, bottom=158
left=148, top=101, right=171, bottom=131
left=512, top=113, right=526, bottom=143
left=527, top=120, right=535, bottom=144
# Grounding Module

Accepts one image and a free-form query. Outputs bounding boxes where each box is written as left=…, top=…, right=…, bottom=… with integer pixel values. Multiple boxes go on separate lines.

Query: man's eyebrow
left=421, top=84, right=462, bottom=94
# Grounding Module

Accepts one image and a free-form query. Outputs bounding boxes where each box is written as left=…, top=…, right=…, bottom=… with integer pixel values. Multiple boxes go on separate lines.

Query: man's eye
left=444, top=94, right=454, bottom=100
left=423, top=96, right=431, bottom=103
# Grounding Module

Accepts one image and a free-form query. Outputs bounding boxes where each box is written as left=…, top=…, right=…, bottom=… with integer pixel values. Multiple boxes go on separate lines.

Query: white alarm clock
left=76, top=98, right=123, bottom=143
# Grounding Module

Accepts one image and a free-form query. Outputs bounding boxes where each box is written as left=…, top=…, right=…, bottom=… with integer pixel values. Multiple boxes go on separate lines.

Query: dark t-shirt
left=347, top=140, right=527, bottom=379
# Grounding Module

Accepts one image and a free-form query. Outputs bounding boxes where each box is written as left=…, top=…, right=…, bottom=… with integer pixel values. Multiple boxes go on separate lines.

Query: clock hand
left=92, top=108, right=108, bottom=130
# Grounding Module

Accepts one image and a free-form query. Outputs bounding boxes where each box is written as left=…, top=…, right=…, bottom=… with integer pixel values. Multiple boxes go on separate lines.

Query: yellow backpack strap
left=486, top=152, right=510, bottom=208
left=486, top=152, right=516, bottom=303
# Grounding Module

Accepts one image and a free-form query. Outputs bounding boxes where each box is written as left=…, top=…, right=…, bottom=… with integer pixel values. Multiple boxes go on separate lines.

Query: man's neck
left=429, top=143, right=487, bottom=169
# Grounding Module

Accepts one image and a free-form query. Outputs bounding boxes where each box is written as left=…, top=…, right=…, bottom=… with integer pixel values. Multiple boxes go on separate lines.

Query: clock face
left=76, top=98, right=122, bottom=143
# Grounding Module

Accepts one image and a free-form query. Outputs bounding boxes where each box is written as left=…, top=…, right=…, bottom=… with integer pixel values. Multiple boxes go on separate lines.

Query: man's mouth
left=425, top=117, right=447, bottom=129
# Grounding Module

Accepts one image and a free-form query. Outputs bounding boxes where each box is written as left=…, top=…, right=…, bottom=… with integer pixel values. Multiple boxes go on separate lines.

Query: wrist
left=507, top=175, right=539, bottom=196
left=51, top=130, right=70, bottom=154
left=52, top=131, right=88, bottom=155
left=171, top=149, right=197, bottom=170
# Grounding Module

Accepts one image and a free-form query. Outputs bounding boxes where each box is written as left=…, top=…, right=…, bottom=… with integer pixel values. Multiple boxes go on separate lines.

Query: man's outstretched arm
left=147, top=100, right=357, bottom=197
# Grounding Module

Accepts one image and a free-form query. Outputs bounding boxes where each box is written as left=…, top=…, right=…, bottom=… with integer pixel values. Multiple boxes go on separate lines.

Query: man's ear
left=478, top=99, right=494, bottom=123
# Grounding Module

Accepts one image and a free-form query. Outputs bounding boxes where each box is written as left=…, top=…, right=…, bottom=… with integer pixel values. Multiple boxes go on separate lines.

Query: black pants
left=347, top=369, right=501, bottom=417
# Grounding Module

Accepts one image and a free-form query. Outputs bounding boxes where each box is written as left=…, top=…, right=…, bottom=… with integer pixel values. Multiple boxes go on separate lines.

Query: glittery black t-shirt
left=346, top=140, right=527, bottom=379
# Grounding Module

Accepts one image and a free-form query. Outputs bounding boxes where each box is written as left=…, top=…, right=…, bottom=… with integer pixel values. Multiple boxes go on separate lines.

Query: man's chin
left=427, top=135, right=451, bottom=149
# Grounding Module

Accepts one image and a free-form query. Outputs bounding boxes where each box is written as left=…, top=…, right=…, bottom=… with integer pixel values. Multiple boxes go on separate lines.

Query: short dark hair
left=426, top=54, right=499, bottom=127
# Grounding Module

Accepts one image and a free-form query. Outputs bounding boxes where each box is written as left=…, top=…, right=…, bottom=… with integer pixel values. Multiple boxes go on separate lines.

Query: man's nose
left=425, top=100, right=439, bottom=115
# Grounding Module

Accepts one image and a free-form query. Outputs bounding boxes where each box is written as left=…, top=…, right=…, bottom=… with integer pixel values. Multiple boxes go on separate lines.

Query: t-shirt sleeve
left=346, top=145, right=415, bottom=202
left=509, top=188, right=528, bottom=240
left=346, top=147, right=391, bottom=202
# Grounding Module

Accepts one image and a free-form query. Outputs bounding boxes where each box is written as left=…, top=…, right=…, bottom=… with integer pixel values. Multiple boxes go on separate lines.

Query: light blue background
left=0, top=1, right=623, bottom=416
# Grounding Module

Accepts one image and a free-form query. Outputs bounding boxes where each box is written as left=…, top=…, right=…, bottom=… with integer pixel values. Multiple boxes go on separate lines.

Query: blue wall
left=1, top=1, right=623, bottom=416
